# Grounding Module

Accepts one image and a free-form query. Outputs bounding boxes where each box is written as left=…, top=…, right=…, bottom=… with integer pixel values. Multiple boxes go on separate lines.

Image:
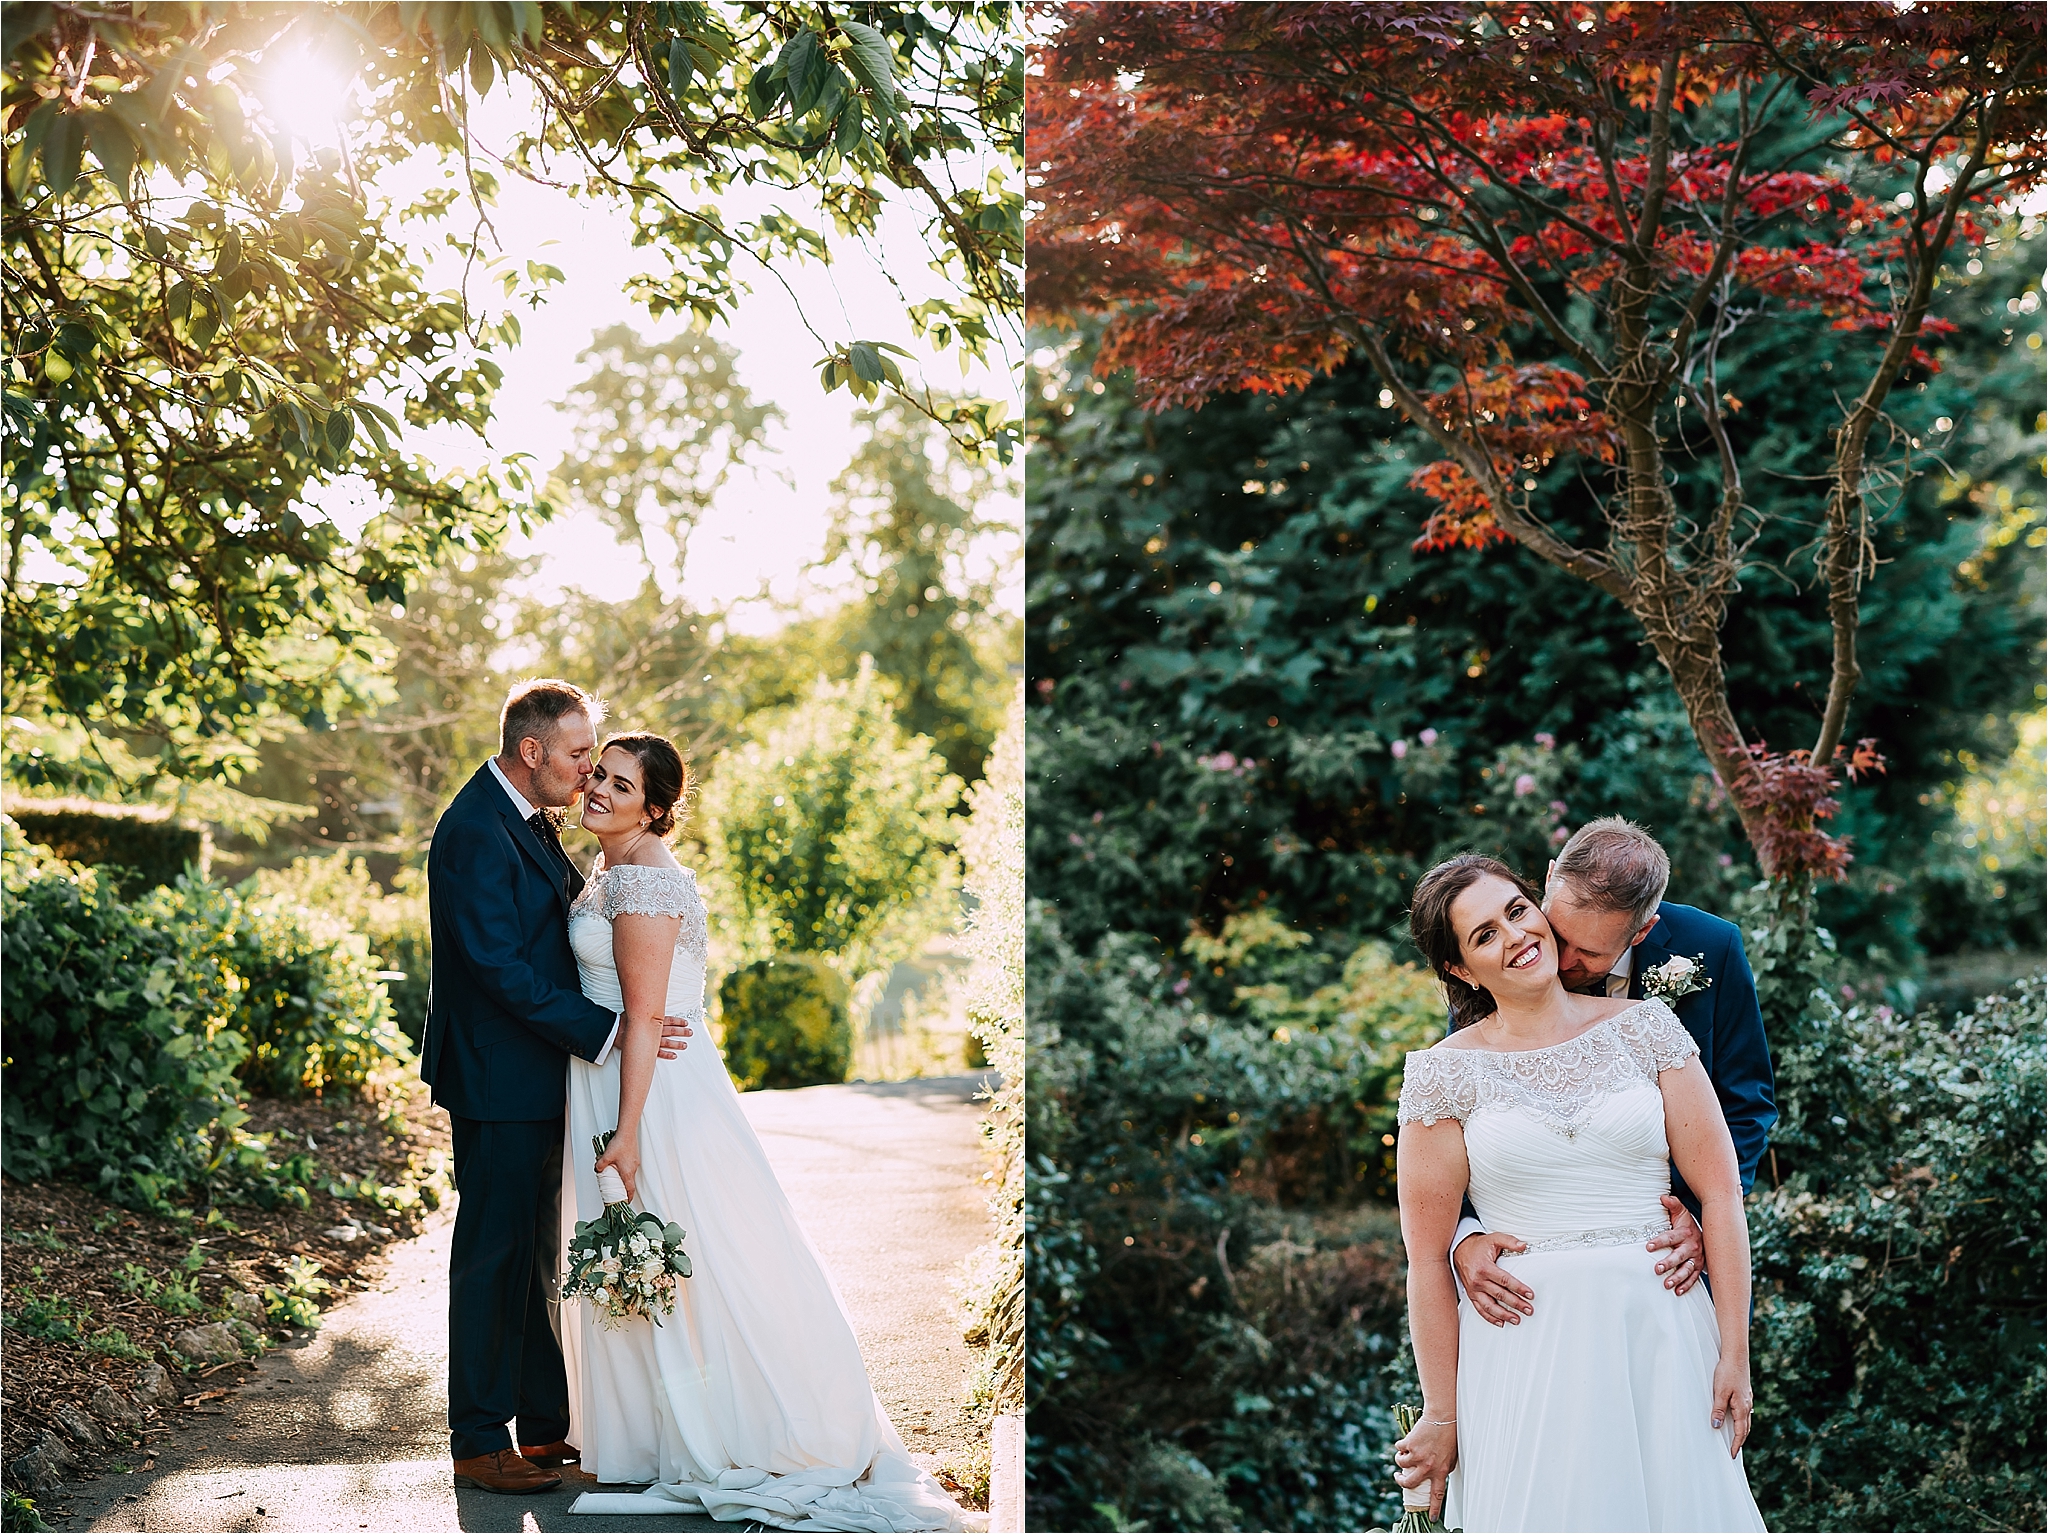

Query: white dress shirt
left=487, top=757, right=619, bottom=1066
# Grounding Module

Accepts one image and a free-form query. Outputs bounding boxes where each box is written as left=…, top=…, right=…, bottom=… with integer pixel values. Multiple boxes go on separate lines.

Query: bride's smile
left=1445, top=875, right=1561, bottom=999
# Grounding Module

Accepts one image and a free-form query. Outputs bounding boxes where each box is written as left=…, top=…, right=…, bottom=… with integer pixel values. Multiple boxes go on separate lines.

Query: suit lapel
left=486, top=775, right=583, bottom=912
left=1628, top=910, right=1674, bottom=1002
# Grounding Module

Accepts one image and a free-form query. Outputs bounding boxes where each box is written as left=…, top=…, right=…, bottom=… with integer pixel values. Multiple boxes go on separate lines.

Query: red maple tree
left=1030, top=0, right=2043, bottom=878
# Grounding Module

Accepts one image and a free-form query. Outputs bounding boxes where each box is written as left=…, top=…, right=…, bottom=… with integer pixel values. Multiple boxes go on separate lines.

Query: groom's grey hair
left=499, top=678, right=607, bottom=758
left=1550, top=817, right=1671, bottom=932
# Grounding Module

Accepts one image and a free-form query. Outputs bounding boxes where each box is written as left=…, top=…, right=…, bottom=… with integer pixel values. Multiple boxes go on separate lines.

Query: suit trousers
left=447, top=1114, right=571, bottom=1460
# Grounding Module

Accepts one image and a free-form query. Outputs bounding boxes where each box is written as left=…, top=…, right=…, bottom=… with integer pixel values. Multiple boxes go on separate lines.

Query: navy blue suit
left=424, top=763, right=616, bottom=1461
left=1625, top=901, right=1777, bottom=1211
left=1453, top=900, right=1777, bottom=1230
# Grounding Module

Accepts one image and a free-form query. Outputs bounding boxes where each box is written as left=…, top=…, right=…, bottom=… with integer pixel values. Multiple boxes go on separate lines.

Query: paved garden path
left=59, top=1077, right=994, bottom=1534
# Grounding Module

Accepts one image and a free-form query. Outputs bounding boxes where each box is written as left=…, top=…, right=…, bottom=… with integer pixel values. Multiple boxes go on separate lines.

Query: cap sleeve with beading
left=596, top=864, right=709, bottom=960
left=1397, top=1049, right=1477, bottom=1128
left=1614, top=997, right=1700, bottom=1076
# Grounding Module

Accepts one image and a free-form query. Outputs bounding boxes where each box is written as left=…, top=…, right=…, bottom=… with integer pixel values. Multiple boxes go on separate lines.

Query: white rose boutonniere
left=1642, top=953, right=1712, bottom=1003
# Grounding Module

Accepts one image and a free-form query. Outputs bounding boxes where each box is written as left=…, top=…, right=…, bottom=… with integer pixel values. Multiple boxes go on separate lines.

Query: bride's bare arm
left=592, top=910, right=684, bottom=1202
left=1394, top=1116, right=1469, bottom=1521
left=1661, top=1059, right=1755, bottom=1454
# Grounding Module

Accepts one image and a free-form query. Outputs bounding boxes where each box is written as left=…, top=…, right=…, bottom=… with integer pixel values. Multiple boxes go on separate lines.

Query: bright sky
left=320, top=73, right=1021, bottom=634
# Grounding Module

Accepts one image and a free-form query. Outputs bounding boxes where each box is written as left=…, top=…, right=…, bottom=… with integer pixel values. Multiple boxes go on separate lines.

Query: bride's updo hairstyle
left=601, top=732, right=689, bottom=839
left=1410, top=854, right=1546, bottom=1031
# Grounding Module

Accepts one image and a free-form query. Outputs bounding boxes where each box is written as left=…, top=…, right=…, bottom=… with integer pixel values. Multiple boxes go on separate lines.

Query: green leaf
left=781, top=30, right=826, bottom=116
left=745, top=63, right=779, bottom=119
left=833, top=96, right=864, bottom=155
left=42, top=112, right=84, bottom=200
left=469, top=45, right=495, bottom=97
left=88, top=116, right=137, bottom=201
left=326, top=410, right=355, bottom=454
left=847, top=342, right=886, bottom=384
left=838, top=21, right=897, bottom=109
left=167, top=281, right=193, bottom=324
left=668, top=37, right=694, bottom=99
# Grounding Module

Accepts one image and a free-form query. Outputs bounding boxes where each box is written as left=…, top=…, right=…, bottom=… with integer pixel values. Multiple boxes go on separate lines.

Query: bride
left=554, top=730, right=964, bottom=1531
left=1392, top=854, right=1764, bottom=1532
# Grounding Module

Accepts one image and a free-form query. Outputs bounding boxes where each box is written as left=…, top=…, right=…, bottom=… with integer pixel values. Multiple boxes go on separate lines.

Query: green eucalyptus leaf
left=668, top=37, right=694, bottom=98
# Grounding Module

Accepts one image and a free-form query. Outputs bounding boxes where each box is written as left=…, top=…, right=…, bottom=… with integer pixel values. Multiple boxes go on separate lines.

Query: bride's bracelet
left=1424, top=1415, right=1456, bottom=1427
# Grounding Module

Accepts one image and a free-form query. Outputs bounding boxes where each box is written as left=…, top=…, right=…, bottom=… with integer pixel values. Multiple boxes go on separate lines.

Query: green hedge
left=248, top=856, right=430, bottom=1050
left=5, top=798, right=210, bottom=896
left=1027, top=905, right=1446, bottom=1532
left=1, top=825, right=411, bottom=1208
left=1739, top=880, right=2045, bottom=1531
left=717, top=955, right=852, bottom=1090
left=2, top=823, right=246, bottom=1206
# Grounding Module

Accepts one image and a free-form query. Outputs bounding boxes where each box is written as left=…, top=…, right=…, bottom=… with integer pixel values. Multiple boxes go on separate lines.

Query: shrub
left=702, top=665, right=963, bottom=980
left=2, top=822, right=248, bottom=1206
left=3, top=798, right=210, bottom=895
left=1027, top=906, right=1431, bottom=1532
left=717, top=955, right=852, bottom=1090
left=227, top=875, right=413, bottom=1099
left=1, top=822, right=412, bottom=1210
left=249, top=856, right=431, bottom=1044
left=1739, top=881, right=2045, bottom=1531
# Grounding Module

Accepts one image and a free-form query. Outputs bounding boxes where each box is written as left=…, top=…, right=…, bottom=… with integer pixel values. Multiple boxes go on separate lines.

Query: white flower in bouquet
left=1642, top=952, right=1712, bottom=1003
left=561, top=1130, right=696, bottom=1329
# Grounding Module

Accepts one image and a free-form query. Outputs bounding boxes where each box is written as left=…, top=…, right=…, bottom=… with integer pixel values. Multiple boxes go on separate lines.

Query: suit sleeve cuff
left=591, top=1013, right=622, bottom=1067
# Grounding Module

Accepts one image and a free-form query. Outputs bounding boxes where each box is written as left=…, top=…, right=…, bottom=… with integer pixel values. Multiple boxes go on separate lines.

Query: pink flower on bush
left=1513, top=773, right=1537, bottom=797
left=1391, top=739, right=1409, bottom=759
left=1419, top=728, right=1439, bottom=747
left=1535, top=732, right=1556, bottom=750
left=1197, top=751, right=1239, bottom=773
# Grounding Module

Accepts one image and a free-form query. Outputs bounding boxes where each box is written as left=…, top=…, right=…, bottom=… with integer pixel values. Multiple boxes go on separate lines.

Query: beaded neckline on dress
left=1438, top=998, right=1657, bottom=1058
left=1397, top=998, right=1699, bottom=1138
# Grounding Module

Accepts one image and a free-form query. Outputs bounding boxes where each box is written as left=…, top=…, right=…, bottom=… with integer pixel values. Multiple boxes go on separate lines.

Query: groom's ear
left=1629, top=914, right=1660, bottom=947
left=518, top=736, right=546, bottom=770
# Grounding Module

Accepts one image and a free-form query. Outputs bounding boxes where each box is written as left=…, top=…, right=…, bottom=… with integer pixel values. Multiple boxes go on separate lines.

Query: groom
left=1453, top=817, right=1778, bottom=1326
left=422, top=679, right=693, bottom=1493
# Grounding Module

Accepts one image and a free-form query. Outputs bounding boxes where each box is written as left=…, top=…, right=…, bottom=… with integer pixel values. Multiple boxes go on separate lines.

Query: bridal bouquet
left=561, top=1133, right=693, bottom=1328
left=1369, top=1403, right=1460, bottom=1533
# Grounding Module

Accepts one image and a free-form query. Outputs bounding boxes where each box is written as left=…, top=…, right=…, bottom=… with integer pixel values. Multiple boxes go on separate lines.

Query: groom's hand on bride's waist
left=657, top=1015, right=693, bottom=1058
left=1646, top=1194, right=1705, bottom=1294
left=1453, top=1231, right=1535, bottom=1326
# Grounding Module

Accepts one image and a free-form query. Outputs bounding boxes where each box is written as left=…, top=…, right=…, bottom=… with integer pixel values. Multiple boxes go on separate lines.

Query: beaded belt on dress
left=1514, top=1217, right=1670, bottom=1254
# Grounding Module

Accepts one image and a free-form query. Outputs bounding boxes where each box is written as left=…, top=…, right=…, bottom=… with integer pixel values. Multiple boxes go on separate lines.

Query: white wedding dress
left=558, top=861, right=964, bottom=1530
left=1398, top=1000, right=1765, bottom=1533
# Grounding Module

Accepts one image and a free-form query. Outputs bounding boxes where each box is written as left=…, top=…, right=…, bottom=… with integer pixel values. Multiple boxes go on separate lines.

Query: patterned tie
left=526, top=809, right=573, bottom=886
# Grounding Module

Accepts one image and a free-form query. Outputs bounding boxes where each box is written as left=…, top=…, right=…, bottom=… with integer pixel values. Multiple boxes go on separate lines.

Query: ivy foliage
left=1736, top=880, right=2045, bottom=1532
left=1026, top=902, right=1445, bottom=1533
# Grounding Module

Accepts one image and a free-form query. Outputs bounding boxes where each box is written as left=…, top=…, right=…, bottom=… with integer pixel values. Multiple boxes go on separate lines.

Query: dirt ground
left=6, top=1076, right=994, bottom=1534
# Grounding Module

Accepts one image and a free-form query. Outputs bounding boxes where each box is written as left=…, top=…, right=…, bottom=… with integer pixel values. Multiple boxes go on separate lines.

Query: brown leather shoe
left=518, top=1439, right=581, bottom=1468
left=452, top=1449, right=562, bottom=1494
